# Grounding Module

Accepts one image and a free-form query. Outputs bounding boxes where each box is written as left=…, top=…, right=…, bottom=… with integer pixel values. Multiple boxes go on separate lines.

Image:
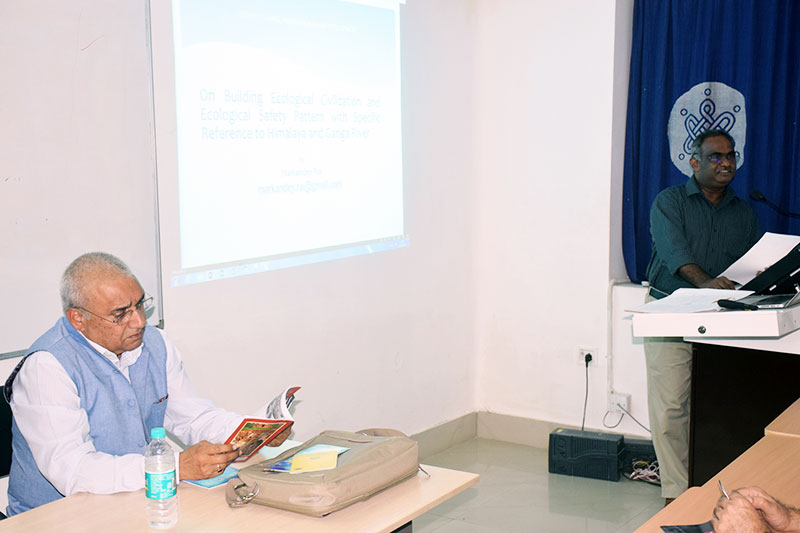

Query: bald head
left=60, top=252, right=136, bottom=312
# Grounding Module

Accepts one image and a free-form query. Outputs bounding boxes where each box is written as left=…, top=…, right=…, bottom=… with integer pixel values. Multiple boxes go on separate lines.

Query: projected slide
left=170, top=0, right=405, bottom=285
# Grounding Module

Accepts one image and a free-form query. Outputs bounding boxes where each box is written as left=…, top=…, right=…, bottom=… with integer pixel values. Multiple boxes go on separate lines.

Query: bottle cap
left=150, top=427, right=166, bottom=439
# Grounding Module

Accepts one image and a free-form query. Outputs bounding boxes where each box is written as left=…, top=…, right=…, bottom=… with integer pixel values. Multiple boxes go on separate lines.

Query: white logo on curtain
left=668, top=81, right=746, bottom=177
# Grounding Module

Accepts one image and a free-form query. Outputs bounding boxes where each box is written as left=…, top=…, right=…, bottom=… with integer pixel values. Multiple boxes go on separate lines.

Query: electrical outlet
left=577, top=346, right=597, bottom=366
left=608, top=392, right=631, bottom=414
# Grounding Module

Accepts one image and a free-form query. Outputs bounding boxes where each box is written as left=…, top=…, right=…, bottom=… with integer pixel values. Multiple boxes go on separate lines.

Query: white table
left=0, top=464, right=478, bottom=532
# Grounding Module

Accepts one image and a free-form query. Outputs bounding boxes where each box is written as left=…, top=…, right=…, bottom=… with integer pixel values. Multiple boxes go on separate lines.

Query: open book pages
left=265, top=386, right=301, bottom=420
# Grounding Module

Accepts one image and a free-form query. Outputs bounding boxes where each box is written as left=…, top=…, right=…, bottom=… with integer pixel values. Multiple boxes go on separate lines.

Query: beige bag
left=232, top=429, right=419, bottom=516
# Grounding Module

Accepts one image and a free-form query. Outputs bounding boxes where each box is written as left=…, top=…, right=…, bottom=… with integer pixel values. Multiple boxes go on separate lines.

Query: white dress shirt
left=9, top=328, right=242, bottom=497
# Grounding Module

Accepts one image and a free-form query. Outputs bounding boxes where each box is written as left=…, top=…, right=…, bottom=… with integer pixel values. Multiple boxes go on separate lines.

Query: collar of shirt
left=78, top=331, right=143, bottom=378
left=685, top=177, right=737, bottom=208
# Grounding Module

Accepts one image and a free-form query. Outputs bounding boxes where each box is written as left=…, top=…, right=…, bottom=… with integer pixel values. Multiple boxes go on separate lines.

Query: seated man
left=712, top=486, right=800, bottom=533
left=4, top=252, right=287, bottom=516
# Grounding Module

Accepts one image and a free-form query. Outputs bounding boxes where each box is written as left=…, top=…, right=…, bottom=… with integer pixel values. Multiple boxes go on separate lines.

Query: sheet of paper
left=720, top=232, right=800, bottom=286
left=296, top=444, right=349, bottom=456
left=184, top=465, right=239, bottom=489
left=626, top=288, right=752, bottom=313
left=258, top=439, right=301, bottom=460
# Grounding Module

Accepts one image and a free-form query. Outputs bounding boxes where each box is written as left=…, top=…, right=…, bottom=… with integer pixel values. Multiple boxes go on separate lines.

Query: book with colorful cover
left=227, top=419, right=293, bottom=461
left=227, top=386, right=300, bottom=462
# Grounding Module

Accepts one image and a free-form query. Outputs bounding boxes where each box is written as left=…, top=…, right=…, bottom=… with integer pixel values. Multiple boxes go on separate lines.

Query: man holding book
left=4, top=252, right=289, bottom=516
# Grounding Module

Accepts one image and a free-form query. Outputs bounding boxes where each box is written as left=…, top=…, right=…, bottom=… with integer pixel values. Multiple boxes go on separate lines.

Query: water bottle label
left=146, top=471, right=176, bottom=500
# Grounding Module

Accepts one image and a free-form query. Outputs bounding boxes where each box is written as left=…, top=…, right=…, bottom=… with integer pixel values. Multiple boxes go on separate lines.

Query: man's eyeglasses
left=696, top=152, right=739, bottom=165
left=77, top=295, right=154, bottom=326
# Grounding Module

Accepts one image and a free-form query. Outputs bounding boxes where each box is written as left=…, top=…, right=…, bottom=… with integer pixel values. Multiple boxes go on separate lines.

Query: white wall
left=472, top=0, right=649, bottom=437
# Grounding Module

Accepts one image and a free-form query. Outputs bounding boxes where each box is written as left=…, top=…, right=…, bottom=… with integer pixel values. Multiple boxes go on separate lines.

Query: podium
left=632, top=305, right=800, bottom=486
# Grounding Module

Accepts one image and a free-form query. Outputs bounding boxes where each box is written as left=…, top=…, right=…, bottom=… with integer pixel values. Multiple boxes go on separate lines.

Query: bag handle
left=225, top=479, right=260, bottom=508
left=357, top=428, right=409, bottom=438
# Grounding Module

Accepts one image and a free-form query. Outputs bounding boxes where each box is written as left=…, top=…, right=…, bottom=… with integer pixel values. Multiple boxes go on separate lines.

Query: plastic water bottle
left=145, top=427, right=178, bottom=529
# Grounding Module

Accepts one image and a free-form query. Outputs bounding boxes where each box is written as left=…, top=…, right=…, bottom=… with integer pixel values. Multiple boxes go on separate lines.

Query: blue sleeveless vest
left=6, top=317, right=168, bottom=516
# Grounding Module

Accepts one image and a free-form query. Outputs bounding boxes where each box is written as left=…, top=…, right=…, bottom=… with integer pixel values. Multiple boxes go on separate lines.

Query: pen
left=718, top=479, right=730, bottom=500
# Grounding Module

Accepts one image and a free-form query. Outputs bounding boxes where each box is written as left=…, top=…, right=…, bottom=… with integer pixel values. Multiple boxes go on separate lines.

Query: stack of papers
left=627, top=288, right=752, bottom=314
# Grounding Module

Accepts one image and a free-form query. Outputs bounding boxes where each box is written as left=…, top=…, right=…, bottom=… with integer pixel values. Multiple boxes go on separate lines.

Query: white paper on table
left=626, top=288, right=753, bottom=313
left=720, top=232, right=800, bottom=286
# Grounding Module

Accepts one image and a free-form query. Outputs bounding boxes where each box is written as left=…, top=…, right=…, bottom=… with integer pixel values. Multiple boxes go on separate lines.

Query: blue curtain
left=622, top=0, right=800, bottom=283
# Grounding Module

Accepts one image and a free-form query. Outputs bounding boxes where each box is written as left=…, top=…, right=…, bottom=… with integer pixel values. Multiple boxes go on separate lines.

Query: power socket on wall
left=608, top=392, right=631, bottom=414
left=576, top=346, right=598, bottom=366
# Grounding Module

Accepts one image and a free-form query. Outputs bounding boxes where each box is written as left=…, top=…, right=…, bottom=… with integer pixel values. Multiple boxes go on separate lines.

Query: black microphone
left=750, top=189, right=800, bottom=218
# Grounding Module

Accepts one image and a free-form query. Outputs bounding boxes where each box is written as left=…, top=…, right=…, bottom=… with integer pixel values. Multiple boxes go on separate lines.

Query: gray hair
left=60, top=252, right=134, bottom=312
left=690, top=129, right=735, bottom=158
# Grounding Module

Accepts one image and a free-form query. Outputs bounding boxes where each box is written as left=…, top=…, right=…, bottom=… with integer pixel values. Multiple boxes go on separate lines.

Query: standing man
left=644, top=129, right=761, bottom=504
left=5, top=252, right=288, bottom=516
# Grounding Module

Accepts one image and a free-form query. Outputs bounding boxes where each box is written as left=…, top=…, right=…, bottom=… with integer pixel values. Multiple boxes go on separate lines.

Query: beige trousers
left=643, top=298, right=693, bottom=499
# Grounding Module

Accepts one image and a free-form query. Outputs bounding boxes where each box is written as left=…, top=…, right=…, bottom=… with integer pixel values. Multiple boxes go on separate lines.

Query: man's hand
left=179, top=441, right=240, bottom=480
left=712, top=491, right=771, bottom=533
left=737, top=487, right=800, bottom=533
left=266, top=425, right=291, bottom=447
left=698, top=276, right=736, bottom=289
left=678, top=264, right=736, bottom=289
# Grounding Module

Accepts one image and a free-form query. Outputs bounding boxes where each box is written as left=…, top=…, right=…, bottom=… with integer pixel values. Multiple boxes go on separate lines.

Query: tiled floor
left=415, top=438, right=663, bottom=533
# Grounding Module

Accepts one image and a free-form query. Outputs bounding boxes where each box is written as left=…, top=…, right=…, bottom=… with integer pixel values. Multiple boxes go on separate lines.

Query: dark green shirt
left=646, top=177, right=761, bottom=297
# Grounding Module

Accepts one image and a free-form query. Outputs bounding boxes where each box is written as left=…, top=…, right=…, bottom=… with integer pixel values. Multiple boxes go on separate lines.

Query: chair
left=0, top=387, right=12, bottom=519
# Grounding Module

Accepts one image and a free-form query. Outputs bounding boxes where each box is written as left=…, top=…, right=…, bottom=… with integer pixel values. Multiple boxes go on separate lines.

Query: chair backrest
left=0, top=388, right=11, bottom=477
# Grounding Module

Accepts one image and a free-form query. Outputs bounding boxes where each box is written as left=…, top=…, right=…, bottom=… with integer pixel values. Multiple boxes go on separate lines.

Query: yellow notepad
left=289, top=449, right=339, bottom=473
